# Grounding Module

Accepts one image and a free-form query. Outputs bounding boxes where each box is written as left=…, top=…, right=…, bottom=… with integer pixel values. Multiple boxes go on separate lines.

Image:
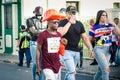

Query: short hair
left=20, top=25, right=26, bottom=29
left=66, top=6, right=77, bottom=12
left=59, top=8, right=66, bottom=12
left=114, top=18, right=119, bottom=21
left=33, top=6, right=43, bottom=14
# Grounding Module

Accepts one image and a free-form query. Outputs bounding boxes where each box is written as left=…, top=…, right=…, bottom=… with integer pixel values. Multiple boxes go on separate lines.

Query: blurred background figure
left=109, top=18, right=119, bottom=67
left=89, top=19, right=98, bottom=65
left=26, top=6, right=44, bottom=80
left=89, top=19, right=95, bottom=27
left=116, top=36, right=120, bottom=66
left=17, top=25, right=31, bottom=68
left=77, top=38, right=84, bottom=70
left=114, top=18, right=119, bottom=26
left=114, top=18, right=120, bottom=66
left=59, top=8, right=66, bottom=16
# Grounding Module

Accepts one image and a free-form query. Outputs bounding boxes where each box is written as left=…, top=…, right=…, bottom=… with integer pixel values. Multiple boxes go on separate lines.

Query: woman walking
left=89, top=10, right=120, bottom=80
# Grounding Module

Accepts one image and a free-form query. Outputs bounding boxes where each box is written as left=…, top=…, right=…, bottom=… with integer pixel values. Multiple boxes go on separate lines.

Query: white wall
left=23, top=0, right=66, bottom=18
left=80, top=0, right=114, bottom=19
left=23, top=0, right=47, bottom=18
left=47, top=0, right=66, bottom=11
left=23, top=0, right=120, bottom=19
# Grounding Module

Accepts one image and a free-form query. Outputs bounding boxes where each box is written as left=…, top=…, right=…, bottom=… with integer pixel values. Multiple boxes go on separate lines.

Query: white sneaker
left=111, top=62, right=116, bottom=66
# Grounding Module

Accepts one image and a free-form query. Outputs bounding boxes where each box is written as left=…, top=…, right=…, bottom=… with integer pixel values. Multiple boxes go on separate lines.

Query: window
left=4, top=5, right=12, bottom=29
left=66, top=1, right=79, bottom=12
left=113, top=2, right=120, bottom=8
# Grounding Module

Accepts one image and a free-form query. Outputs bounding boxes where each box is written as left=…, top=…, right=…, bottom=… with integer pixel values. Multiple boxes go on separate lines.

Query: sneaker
left=27, top=64, right=30, bottom=68
left=110, top=62, right=119, bottom=67
left=90, top=62, right=98, bottom=65
left=17, top=63, right=23, bottom=66
left=111, top=62, right=116, bottom=66
left=79, top=67, right=84, bottom=70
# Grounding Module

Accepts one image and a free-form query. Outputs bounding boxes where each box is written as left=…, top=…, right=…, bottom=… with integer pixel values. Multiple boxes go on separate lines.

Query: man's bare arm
left=29, top=27, right=40, bottom=35
left=57, top=15, right=76, bottom=36
left=57, top=22, right=71, bottom=36
left=81, top=33, right=94, bottom=57
left=36, top=43, right=42, bottom=75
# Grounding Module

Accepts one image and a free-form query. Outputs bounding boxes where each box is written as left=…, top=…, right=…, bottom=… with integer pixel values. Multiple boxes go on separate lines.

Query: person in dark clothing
left=58, top=6, right=94, bottom=80
left=26, top=6, right=44, bottom=80
left=17, top=25, right=31, bottom=67
left=109, top=18, right=119, bottom=67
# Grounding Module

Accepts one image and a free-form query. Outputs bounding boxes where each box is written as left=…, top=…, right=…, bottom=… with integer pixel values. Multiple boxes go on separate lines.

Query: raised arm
left=57, top=15, right=76, bottom=36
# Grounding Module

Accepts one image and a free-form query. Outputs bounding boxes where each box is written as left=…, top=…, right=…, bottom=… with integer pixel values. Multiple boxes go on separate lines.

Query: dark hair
left=33, top=6, right=43, bottom=16
left=20, top=25, right=26, bottom=29
left=66, top=6, right=77, bottom=12
left=59, top=8, right=66, bottom=12
left=114, top=17, right=119, bottom=21
left=95, top=10, right=108, bottom=25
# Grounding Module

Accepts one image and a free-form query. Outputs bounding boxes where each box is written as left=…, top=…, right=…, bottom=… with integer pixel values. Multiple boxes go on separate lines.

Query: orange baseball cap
left=42, top=9, right=66, bottom=22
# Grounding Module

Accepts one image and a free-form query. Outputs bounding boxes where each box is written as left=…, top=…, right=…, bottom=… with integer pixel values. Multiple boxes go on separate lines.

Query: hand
left=69, top=15, right=76, bottom=24
left=89, top=50, right=94, bottom=58
left=107, top=20, right=116, bottom=27
left=61, top=38, right=68, bottom=46
left=36, top=67, right=41, bottom=76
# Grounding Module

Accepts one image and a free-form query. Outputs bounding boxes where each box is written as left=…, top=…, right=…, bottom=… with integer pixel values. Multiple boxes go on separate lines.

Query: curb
left=0, top=56, right=120, bottom=79
left=0, top=59, right=18, bottom=64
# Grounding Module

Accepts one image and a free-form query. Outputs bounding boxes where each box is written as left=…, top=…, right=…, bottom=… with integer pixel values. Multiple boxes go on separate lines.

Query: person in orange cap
left=36, top=9, right=67, bottom=80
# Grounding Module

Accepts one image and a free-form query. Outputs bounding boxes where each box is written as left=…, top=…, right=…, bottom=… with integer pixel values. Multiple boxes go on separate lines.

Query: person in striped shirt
left=89, top=10, right=120, bottom=80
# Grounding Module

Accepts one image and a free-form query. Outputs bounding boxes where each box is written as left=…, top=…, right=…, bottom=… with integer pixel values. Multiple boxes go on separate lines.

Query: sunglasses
left=68, top=10, right=76, bottom=15
left=50, top=20, right=59, bottom=24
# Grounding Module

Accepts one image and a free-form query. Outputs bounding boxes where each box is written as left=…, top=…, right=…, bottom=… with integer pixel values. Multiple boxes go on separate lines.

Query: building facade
left=0, top=0, right=120, bottom=54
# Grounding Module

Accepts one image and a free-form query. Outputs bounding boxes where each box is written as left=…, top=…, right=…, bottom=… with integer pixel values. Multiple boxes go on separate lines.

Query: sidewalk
left=0, top=53, right=120, bottom=79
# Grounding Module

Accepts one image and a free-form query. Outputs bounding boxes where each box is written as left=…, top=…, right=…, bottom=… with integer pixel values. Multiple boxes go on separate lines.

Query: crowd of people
left=17, top=5, right=120, bottom=80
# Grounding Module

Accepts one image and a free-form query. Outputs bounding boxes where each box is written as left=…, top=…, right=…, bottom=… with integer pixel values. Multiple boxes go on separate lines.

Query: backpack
left=19, top=32, right=31, bottom=49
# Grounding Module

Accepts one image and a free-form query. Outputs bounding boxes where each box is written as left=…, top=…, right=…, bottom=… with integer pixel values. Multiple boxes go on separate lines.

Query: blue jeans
left=18, top=48, right=31, bottom=66
left=30, top=41, right=43, bottom=80
left=63, top=50, right=79, bottom=80
left=93, top=46, right=110, bottom=80
left=116, top=46, right=120, bottom=65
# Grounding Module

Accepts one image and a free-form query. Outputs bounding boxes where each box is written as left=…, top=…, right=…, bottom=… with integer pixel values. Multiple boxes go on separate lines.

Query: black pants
left=18, top=48, right=31, bottom=65
left=91, top=41, right=97, bottom=64
left=110, top=42, right=117, bottom=63
left=78, top=46, right=83, bottom=68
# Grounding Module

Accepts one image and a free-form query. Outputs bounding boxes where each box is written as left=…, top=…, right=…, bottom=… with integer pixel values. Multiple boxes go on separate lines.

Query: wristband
left=88, top=48, right=93, bottom=51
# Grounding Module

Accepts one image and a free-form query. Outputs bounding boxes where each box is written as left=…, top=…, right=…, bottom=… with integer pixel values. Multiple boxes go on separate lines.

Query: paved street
left=0, top=61, right=94, bottom=80
left=0, top=61, right=32, bottom=80
left=61, top=70, right=93, bottom=80
left=0, top=60, right=120, bottom=80
left=0, top=54, right=120, bottom=80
